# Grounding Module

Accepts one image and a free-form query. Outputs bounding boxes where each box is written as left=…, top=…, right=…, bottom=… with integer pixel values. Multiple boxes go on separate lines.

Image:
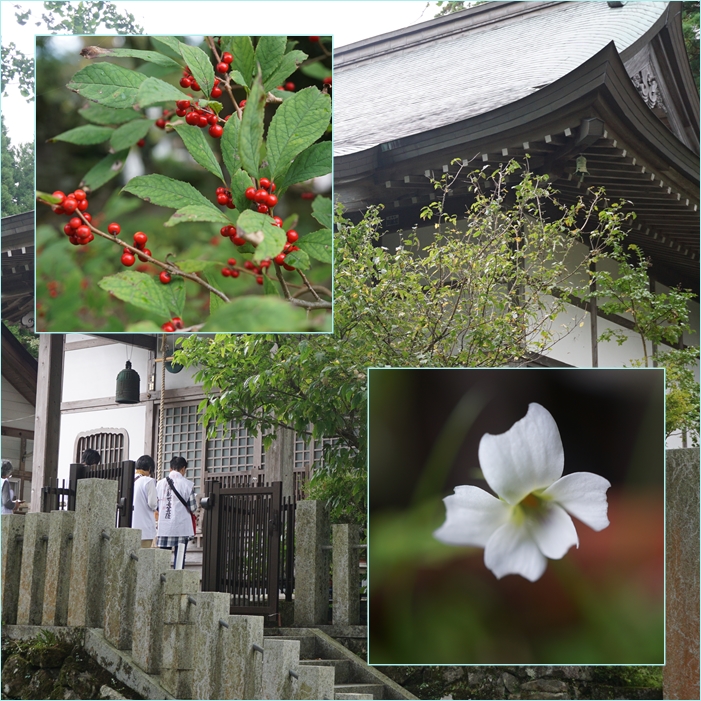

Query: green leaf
left=173, top=259, right=222, bottom=273
left=109, top=119, right=152, bottom=151
left=201, top=295, right=313, bottom=332
left=223, top=36, right=255, bottom=87
left=98, top=270, right=183, bottom=318
left=179, top=43, right=215, bottom=99
left=297, top=228, right=332, bottom=263
left=122, top=174, right=216, bottom=210
left=150, top=36, right=185, bottom=62
left=85, top=46, right=182, bottom=69
left=254, top=36, right=287, bottom=86
left=230, top=169, right=254, bottom=212
left=125, top=320, right=163, bottom=332
left=221, top=113, right=242, bottom=178
left=136, top=76, right=187, bottom=108
left=276, top=141, right=332, bottom=191
left=228, top=69, right=247, bottom=87
left=173, top=124, right=224, bottom=180
left=164, top=205, right=232, bottom=227
left=49, top=124, right=114, bottom=145
left=79, top=103, right=144, bottom=126
left=300, top=62, right=331, bottom=81
left=81, top=150, right=129, bottom=191
left=312, top=195, right=332, bottom=229
left=238, top=70, right=266, bottom=179
left=203, top=270, right=226, bottom=313
left=283, top=248, right=311, bottom=270
left=263, top=274, right=281, bottom=296
left=266, top=87, right=332, bottom=180
left=263, top=50, right=307, bottom=92
left=235, top=210, right=287, bottom=263
left=67, top=63, right=147, bottom=108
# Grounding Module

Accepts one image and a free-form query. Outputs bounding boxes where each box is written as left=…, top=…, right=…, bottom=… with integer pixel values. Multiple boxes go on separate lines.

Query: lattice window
left=162, top=405, right=203, bottom=491
left=74, top=429, right=128, bottom=467
left=294, top=432, right=338, bottom=470
left=207, top=421, right=260, bottom=473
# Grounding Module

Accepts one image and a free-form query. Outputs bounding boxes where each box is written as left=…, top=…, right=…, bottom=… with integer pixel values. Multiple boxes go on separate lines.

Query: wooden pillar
left=30, top=334, right=64, bottom=513
left=265, top=428, right=294, bottom=501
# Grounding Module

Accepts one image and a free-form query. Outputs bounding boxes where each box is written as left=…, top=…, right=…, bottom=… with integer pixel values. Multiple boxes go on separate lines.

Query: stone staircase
left=265, top=628, right=417, bottom=700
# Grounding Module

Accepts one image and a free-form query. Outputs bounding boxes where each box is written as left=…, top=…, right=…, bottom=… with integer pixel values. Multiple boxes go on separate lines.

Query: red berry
left=245, top=187, right=256, bottom=200
left=220, top=225, right=231, bottom=237
left=310, top=36, right=320, bottom=42
left=172, top=317, right=184, bottom=330
left=133, top=232, right=148, bottom=246
left=254, top=189, right=268, bottom=203
left=63, top=223, right=73, bottom=236
left=197, top=114, right=209, bottom=128
left=216, top=62, right=229, bottom=73
left=257, top=203, right=269, bottom=214
left=69, top=217, right=82, bottom=229
left=266, top=193, right=278, bottom=207
left=76, top=225, right=90, bottom=238
left=260, top=259, right=271, bottom=269
left=231, top=270, right=240, bottom=278
left=73, top=189, right=87, bottom=201
left=62, top=198, right=78, bottom=213
left=259, top=177, right=271, bottom=190
left=162, top=322, right=176, bottom=332
left=272, top=216, right=283, bottom=227
left=226, top=198, right=235, bottom=209
left=191, top=81, right=201, bottom=92
left=301, top=192, right=315, bottom=200
left=156, top=118, right=167, bottom=129
left=285, top=82, right=295, bottom=91
left=232, top=235, right=246, bottom=246
left=256, top=275, right=263, bottom=285
left=217, top=193, right=229, bottom=205
left=138, top=248, right=152, bottom=262
left=244, top=261, right=255, bottom=270
left=270, top=183, right=276, bottom=193
left=77, top=199, right=89, bottom=211
left=221, top=268, right=231, bottom=277
left=69, top=236, right=79, bottom=245
left=52, top=190, right=66, bottom=203
left=176, top=99, right=191, bottom=110
left=159, top=271, right=172, bottom=284
left=216, top=186, right=226, bottom=194
left=286, top=229, right=299, bottom=243
left=227, top=258, right=237, bottom=266
left=185, top=111, right=199, bottom=126
left=83, top=212, right=92, bottom=223
left=239, top=99, right=246, bottom=108
left=222, top=52, right=233, bottom=64
left=137, top=139, right=146, bottom=147
left=209, top=124, right=223, bottom=138
left=283, top=263, right=295, bottom=271
left=121, top=252, right=136, bottom=267
left=323, top=76, right=332, bottom=86
left=274, top=253, right=286, bottom=265
left=108, top=222, right=120, bottom=235
left=211, top=86, right=223, bottom=98
left=180, top=76, right=192, bottom=88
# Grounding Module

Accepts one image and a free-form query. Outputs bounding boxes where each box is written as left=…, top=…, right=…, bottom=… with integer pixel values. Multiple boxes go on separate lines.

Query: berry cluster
left=215, top=186, right=235, bottom=209
left=221, top=258, right=240, bottom=278
left=179, top=67, right=201, bottom=91
left=161, top=317, right=184, bottom=332
left=155, top=108, right=173, bottom=129
left=120, top=231, right=152, bottom=268
left=216, top=52, right=233, bottom=74
left=176, top=99, right=224, bottom=138
left=220, top=224, right=246, bottom=246
left=244, top=178, right=278, bottom=214
left=52, top=189, right=94, bottom=246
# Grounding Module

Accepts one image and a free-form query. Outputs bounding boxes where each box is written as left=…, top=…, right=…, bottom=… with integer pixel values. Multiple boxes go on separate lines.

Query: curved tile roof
left=335, top=1, right=669, bottom=156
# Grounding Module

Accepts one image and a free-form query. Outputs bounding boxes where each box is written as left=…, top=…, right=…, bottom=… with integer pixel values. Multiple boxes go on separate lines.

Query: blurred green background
left=368, top=368, right=665, bottom=664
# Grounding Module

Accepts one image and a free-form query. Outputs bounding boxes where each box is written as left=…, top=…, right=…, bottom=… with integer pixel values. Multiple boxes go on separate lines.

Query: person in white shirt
left=132, top=455, right=157, bottom=547
left=2, top=460, right=17, bottom=515
left=156, top=456, right=196, bottom=569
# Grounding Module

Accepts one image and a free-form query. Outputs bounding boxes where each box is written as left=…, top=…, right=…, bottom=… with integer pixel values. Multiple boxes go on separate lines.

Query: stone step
left=334, top=683, right=384, bottom=699
left=268, top=633, right=317, bottom=659
left=335, top=693, right=374, bottom=700
left=300, top=659, right=353, bottom=684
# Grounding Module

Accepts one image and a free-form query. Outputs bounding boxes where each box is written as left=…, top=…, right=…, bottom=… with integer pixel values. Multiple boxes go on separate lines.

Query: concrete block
left=333, top=524, right=361, bottom=626
left=132, top=548, right=171, bottom=674
left=295, top=500, right=331, bottom=626
left=16, top=512, right=52, bottom=625
left=67, top=479, right=119, bottom=627
left=263, top=637, right=301, bottom=700
left=297, top=664, right=335, bottom=699
left=1, top=515, right=25, bottom=624
left=104, top=527, right=142, bottom=649
left=191, top=592, right=230, bottom=700
left=42, top=511, right=75, bottom=626
left=219, top=615, right=264, bottom=700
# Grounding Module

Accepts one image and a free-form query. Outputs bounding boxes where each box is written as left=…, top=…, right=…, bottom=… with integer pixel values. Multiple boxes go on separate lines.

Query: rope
left=156, top=333, right=167, bottom=481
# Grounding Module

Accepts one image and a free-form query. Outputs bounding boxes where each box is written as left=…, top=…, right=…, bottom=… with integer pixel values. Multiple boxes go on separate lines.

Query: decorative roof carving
left=631, top=66, right=667, bottom=113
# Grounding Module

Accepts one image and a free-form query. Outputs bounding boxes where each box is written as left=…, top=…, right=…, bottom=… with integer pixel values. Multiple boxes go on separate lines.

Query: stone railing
left=1, top=478, right=344, bottom=700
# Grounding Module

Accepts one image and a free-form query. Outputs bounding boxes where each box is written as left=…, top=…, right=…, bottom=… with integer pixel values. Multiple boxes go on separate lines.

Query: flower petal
left=484, top=520, right=548, bottom=582
left=478, top=403, right=564, bottom=505
left=542, top=472, right=611, bottom=531
left=433, top=485, right=511, bottom=547
left=527, top=502, right=579, bottom=560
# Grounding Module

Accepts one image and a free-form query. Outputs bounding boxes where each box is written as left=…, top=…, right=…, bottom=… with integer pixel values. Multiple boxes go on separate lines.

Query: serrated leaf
left=79, top=103, right=143, bottom=126
left=67, top=63, right=147, bottom=108
left=263, top=274, right=281, bottom=296
left=276, top=141, right=332, bottom=192
left=263, top=50, right=307, bottom=92
left=197, top=99, right=223, bottom=113
left=297, top=228, right=332, bottom=263
left=172, top=124, right=224, bottom=180
left=235, top=210, right=287, bottom=263
left=283, top=248, right=311, bottom=270
left=150, top=36, right=185, bottom=61
left=173, top=259, right=222, bottom=273
left=222, top=36, right=255, bottom=87
left=122, top=173, right=216, bottom=210
left=50, top=124, right=114, bottom=145
left=312, top=195, right=332, bottom=229
left=180, top=43, right=215, bottom=99
left=230, top=169, right=254, bottom=212
left=110, top=119, right=152, bottom=151
left=238, top=70, right=266, bottom=179
left=136, top=76, right=187, bottom=107
left=164, top=205, right=232, bottom=227
left=300, top=62, right=331, bottom=81
left=221, top=114, right=242, bottom=178
left=98, top=270, right=183, bottom=318
left=204, top=270, right=226, bottom=313
left=81, top=150, right=129, bottom=191
left=84, top=46, right=182, bottom=69
left=228, top=69, right=246, bottom=87
left=266, top=87, right=331, bottom=180
left=201, top=295, right=313, bottom=332
left=255, top=36, right=287, bottom=86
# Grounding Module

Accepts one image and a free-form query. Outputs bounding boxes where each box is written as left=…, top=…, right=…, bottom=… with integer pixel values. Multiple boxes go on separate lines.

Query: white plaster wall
left=153, top=357, right=201, bottom=391
left=540, top=303, right=593, bottom=368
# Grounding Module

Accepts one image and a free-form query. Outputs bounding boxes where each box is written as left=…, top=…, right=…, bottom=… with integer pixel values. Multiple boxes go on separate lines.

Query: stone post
left=191, top=592, right=231, bottom=700
left=294, top=500, right=330, bottom=626
left=333, top=523, right=361, bottom=626
left=132, top=548, right=171, bottom=674
left=1, top=515, right=25, bottom=624
left=219, top=614, right=264, bottom=700
left=16, top=512, right=52, bottom=625
left=67, top=478, right=118, bottom=627
left=103, top=527, right=142, bottom=649
left=42, top=510, right=75, bottom=626
left=665, top=448, right=700, bottom=700
left=298, top=664, right=336, bottom=700
left=263, top=638, right=301, bottom=700
left=160, top=569, right=200, bottom=699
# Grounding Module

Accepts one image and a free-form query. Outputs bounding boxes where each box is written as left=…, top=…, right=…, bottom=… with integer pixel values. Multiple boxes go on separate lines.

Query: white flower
left=433, top=403, right=611, bottom=582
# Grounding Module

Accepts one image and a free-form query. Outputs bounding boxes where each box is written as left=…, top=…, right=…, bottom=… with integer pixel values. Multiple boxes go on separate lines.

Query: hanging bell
left=575, top=155, right=589, bottom=176
left=115, top=360, right=141, bottom=404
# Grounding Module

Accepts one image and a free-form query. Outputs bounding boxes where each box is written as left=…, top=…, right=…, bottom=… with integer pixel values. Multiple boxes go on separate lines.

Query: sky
left=1, top=0, right=437, bottom=144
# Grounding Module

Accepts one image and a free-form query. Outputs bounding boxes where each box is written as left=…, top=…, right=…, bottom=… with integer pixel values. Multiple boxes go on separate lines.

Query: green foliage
left=1, top=118, right=34, bottom=215
left=4, top=323, right=39, bottom=358
left=682, top=1, right=700, bottom=86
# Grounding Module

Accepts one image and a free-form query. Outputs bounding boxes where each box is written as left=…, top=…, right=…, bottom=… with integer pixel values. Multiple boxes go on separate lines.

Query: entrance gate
left=201, top=480, right=283, bottom=616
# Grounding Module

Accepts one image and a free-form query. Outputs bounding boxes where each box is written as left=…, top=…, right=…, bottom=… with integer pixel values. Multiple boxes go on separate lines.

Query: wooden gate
left=201, top=480, right=282, bottom=616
